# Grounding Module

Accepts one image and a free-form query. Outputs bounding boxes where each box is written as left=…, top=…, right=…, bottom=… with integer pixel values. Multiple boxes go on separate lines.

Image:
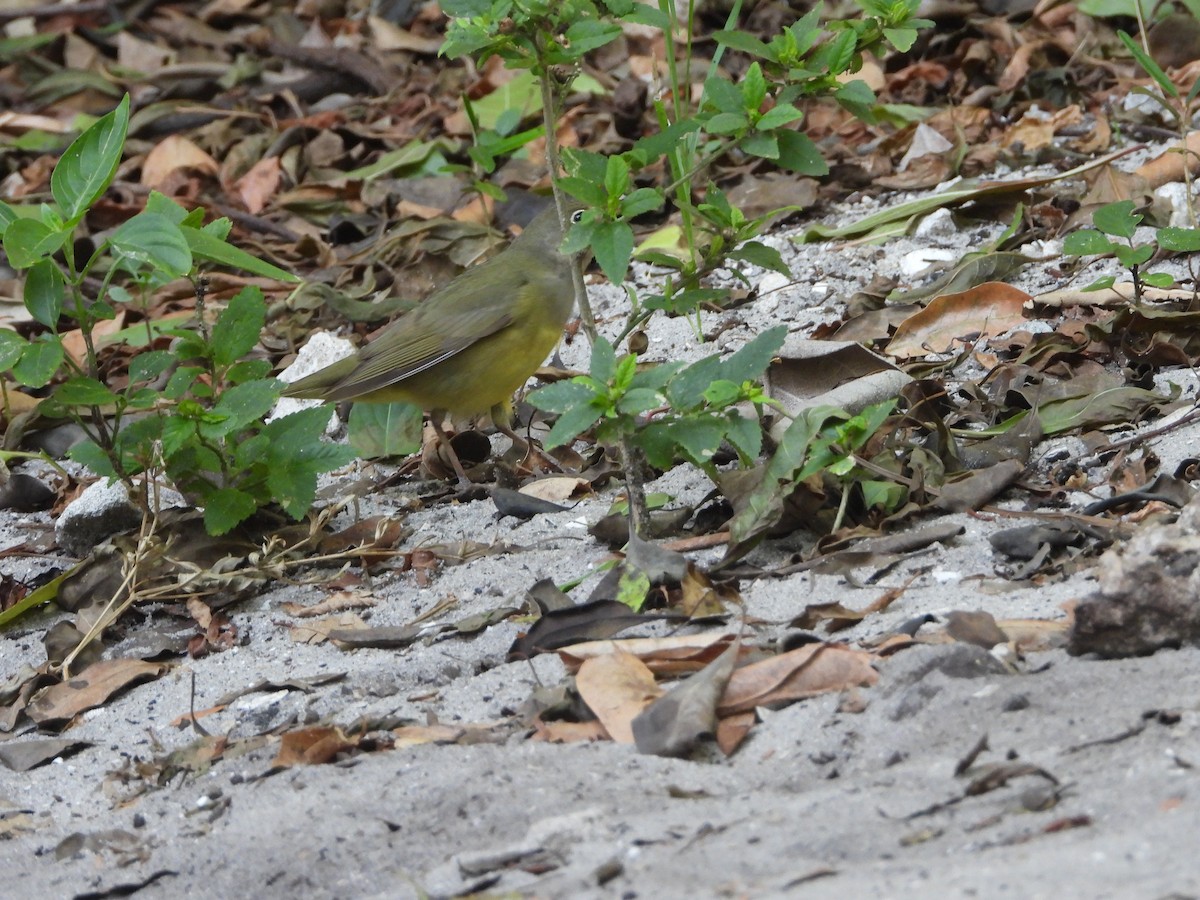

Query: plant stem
left=617, top=435, right=650, bottom=539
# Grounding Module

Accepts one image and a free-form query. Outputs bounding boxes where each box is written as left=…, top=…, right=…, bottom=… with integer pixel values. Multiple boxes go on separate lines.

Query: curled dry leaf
left=718, top=643, right=879, bottom=716
left=557, top=633, right=738, bottom=675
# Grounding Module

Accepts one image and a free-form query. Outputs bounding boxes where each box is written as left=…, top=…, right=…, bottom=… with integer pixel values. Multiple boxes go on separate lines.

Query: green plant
left=0, top=94, right=356, bottom=534
left=1064, top=199, right=1200, bottom=302
left=530, top=326, right=787, bottom=532
left=439, top=2, right=927, bottom=536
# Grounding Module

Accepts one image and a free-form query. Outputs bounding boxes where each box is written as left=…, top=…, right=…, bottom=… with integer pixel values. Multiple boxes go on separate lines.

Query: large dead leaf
left=27, top=660, right=167, bottom=727
left=718, top=644, right=878, bottom=716
left=575, top=651, right=664, bottom=744
left=885, top=283, right=1030, bottom=358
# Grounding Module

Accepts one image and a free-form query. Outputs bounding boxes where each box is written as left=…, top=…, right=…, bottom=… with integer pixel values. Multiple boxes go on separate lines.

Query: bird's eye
left=571, top=209, right=585, bottom=223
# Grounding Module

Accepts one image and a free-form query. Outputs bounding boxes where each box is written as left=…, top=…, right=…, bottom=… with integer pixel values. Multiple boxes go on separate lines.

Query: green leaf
left=68, top=439, right=117, bottom=477
left=51, top=94, right=129, bottom=221
left=604, top=154, right=630, bottom=203
left=620, top=188, right=663, bottom=218
left=1082, top=275, right=1118, bottom=291
left=712, top=30, right=773, bottom=59
left=1063, top=229, right=1116, bottom=256
left=529, top=379, right=598, bottom=414
left=1142, top=271, right=1175, bottom=288
left=12, top=338, right=63, bottom=388
left=144, top=190, right=191, bottom=224
left=1092, top=200, right=1140, bottom=239
left=705, top=112, right=749, bottom=135
left=616, top=387, right=663, bottom=415
left=741, top=130, right=780, bottom=160
left=211, top=286, right=267, bottom=366
left=263, top=407, right=357, bottom=518
left=592, top=220, right=634, bottom=284
left=727, top=241, right=791, bottom=278
left=723, top=412, right=762, bottom=463
left=348, top=401, right=423, bottom=459
left=0, top=200, right=16, bottom=234
left=1118, top=30, right=1179, bottom=98
left=742, top=62, right=767, bottom=113
left=203, top=488, right=258, bottom=535
left=201, top=379, right=280, bottom=438
left=1158, top=227, right=1200, bottom=251
left=565, top=20, right=622, bottom=53
left=0, top=330, right=26, bottom=371
left=776, top=130, right=828, bottom=175
left=111, top=212, right=192, bottom=278
left=705, top=76, right=745, bottom=115
left=55, top=377, right=117, bottom=406
left=590, top=336, right=618, bottom=384
left=667, top=355, right=723, bottom=410
left=128, top=349, right=176, bottom=384
left=181, top=225, right=300, bottom=282
left=756, top=104, right=804, bottom=130
left=544, top=399, right=604, bottom=449
left=3, top=217, right=68, bottom=269
left=1113, top=243, right=1153, bottom=268
left=23, top=259, right=64, bottom=328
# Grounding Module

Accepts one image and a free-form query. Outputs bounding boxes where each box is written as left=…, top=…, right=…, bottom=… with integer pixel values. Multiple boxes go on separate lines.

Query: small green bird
left=282, top=201, right=586, bottom=480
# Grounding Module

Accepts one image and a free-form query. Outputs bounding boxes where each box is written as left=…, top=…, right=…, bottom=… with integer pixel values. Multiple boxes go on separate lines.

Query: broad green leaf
left=55, top=377, right=117, bottom=406
left=529, top=379, right=597, bottom=414
left=12, top=338, right=63, bottom=388
left=0, top=330, right=26, bottom=371
left=128, top=349, right=176, bottom=384
left=1092, top=200, right=1140, bottom=239
left=3, top=218, right=68, bottom=269
left=51, top=94, right=129, bottom=221
left=23, top=259, right=64, bottom=327
left=592, top=220, right=634, bottom=285
left=201, top=379, right=280, bottom=438
left=543, top=399, right=604, bottom=449
left=776, top=130, right=828, bottom=175
left=590, top=336, right=618, bottom=384
left=0, top=200, right=16, bottom=234
left=348, top=401, right=423, bottom=459
left=564, top=20, right=622, bottom=53
left=722, top=325, right=787, bottom=385
left=1063, top=229, right=1115, bottom=256
left=712, top=30, right=773, bottom=59
left=1158, top=227, right=1200, bottom=251
left=756, top=103, right=804, bottom=130
left=67, top=439, right=117, bottom=477
left=111, top=212, right=192, bottom=278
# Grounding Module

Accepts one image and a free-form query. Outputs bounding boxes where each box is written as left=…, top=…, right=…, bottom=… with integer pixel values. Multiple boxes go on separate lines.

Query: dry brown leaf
left=281, top=590, right=376, bottom=618
left=27, top=659, right=167, bottom=726
left=141, top=135, right=218, bottom=190
left=236, top=156, right=283, bottom=215
left=886, top=283, right=1030, bottom=358
left=288, top=612, right=368, bottom=645
left=558, top=633, right=738, bottom=675
left=715, top=710, right=756, bottom=756
left=393, top=724, right=495, bottom=747
left=519, top=475, right=590, bottom=503
left=575, top=651, right=663, bottom=744
left=61, top=313, right=125, bottom=366
left=718, top=644, right=879, bottom=716
left=272, top=726, right=356, bottom=767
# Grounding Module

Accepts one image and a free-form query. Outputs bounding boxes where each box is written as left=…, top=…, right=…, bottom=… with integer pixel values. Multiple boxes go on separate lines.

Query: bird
left=282, top=200, right=586, bottom=482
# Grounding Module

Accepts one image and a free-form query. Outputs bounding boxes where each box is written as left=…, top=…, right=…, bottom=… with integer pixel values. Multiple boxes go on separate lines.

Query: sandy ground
left=4, top=152, right=1200, bottom=899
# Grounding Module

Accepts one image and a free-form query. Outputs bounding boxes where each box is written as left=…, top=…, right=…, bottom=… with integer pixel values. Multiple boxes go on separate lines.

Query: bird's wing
left=325, top=261, right=528, bottom=397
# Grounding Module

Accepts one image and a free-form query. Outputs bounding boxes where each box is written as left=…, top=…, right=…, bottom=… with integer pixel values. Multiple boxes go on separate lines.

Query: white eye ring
left=570, top=209, right=585, bottom=223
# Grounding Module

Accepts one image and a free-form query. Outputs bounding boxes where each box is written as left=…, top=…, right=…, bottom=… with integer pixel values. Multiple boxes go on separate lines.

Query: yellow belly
left=354, top=319, right=562, bottom=415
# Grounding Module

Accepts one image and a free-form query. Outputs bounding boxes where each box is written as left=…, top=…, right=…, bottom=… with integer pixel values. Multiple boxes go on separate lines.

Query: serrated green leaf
left=201, top=380, right=280, bottom=438
left=68, top=439, right=117, bottom=477
left=211, top=286, right=266, bottom=366
left=776, top=130, right=828, bottom=175
left=544, top=400, right=604, bottom=449
left=203, top=488, right=258, bottom=535
left=712, top=30, right=773, bottom=59
left=529, top=379, right=598, bottom=414
left=756, top=104, right=804, bottom=130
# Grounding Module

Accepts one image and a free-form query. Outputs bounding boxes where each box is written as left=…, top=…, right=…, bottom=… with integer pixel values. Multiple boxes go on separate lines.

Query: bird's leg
left=426, top=410, right=473, bottom=486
